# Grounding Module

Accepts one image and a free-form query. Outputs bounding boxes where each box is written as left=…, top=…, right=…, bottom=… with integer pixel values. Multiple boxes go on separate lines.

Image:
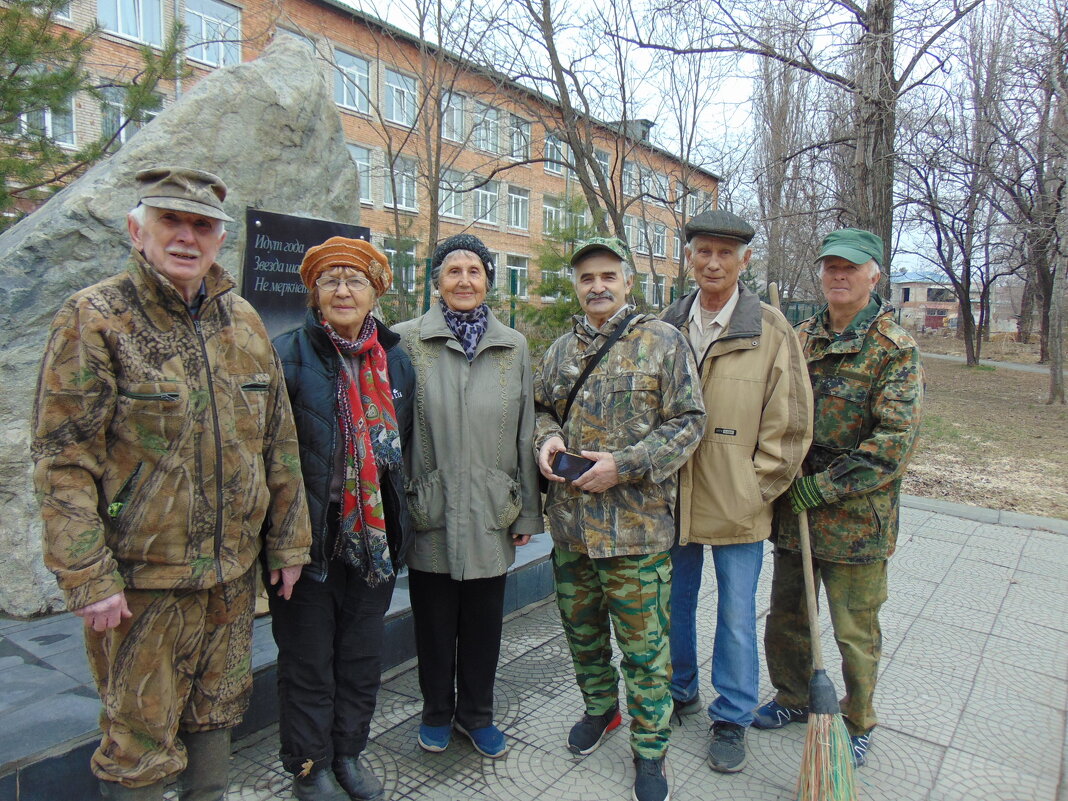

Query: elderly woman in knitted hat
left=394, top=233, right=543, bottom=758
left=270, top=236, right=415, bottom=801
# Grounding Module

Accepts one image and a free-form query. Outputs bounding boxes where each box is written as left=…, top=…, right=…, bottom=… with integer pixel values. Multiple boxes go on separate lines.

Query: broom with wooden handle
left=767, top=283, right=858, bottom=801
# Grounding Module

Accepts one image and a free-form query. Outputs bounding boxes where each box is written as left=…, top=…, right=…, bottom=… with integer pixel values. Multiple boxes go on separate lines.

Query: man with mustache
left=31, top=167, right=311, bottom=800
left=534, top=237, right=705, bottom=801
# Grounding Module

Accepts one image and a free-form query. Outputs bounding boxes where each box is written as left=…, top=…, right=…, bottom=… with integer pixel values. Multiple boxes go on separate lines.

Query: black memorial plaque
left=241, top=208, right=371, bottom=338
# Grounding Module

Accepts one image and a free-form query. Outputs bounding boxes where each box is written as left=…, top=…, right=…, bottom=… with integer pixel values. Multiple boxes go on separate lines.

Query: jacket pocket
left=813, top=376, right=870, bottom=450
left=115, top=381, right=185, bottom=454
left=606, top=372, right=660, bottom=434
left=106, top=462, right=144, bottom=520
left=483, top=468, right=522, bottom=533
left=407, top=469, right=445, bottom=532
left=233, top=373, right=270, bottom=446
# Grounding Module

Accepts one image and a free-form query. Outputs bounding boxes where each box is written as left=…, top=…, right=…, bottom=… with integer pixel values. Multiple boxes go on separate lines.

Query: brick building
left=40, top=0, right=719, bottom=306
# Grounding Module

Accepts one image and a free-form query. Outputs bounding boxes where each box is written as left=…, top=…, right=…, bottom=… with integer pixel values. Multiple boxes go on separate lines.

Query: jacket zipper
left=107, top=461, right=144, bottom=518
left=194, top=317, right=226, bottom=584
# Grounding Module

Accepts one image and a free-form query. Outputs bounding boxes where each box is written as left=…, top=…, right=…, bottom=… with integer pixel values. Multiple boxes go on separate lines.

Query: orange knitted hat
left=299, top=236, right=392, bottom=295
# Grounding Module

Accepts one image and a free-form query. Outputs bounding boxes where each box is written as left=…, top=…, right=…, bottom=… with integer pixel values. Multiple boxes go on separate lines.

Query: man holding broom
left=756, top=228, right=923, bottom=768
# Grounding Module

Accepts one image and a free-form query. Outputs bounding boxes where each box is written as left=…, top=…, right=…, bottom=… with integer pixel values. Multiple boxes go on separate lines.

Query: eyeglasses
left=316, top=275, right=373, bottom=293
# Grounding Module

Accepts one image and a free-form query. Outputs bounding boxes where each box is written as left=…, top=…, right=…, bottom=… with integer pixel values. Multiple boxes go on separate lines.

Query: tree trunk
left=853, top=0, right=897, bottom=295
left=1019, top=277, right=1035, bottom=343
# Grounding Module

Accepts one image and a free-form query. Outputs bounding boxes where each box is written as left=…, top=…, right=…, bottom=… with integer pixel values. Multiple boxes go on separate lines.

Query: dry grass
left=914, top=331, right=1045, bottom=364
left=903, top=354, right=1068, bottom=519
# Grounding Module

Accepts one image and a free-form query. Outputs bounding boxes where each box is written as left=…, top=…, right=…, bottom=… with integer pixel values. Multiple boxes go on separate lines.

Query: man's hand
left=74, top=591, right=132, bottom=632
left=270, top=565, right=303, bottom=600
left=572, top=451, right=620, bottom=493
left=537, top=436, right=567, bottom=483
left=512, top=534, right=532, bottom=546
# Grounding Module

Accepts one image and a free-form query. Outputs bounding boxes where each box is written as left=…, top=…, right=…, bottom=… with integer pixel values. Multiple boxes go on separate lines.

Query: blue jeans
left=669, top=539, right=764, bottom=726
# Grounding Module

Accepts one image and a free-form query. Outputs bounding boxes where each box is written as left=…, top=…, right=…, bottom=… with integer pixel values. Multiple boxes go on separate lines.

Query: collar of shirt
left=687, top=284, right=739, bottom=349
left=581, top=302, right=635, bottom=338
left=185, top=280, right=208, bottom=320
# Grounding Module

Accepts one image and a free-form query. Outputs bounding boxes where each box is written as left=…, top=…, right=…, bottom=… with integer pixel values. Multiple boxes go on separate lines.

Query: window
left=567, top=206, right=587, bottom=230
left=509, top=115, right=531, bottom=160
left=471, top=102, right=499, bottom=153
left=622, top=161, right=640, bottom=195
left=346, top=144, right=372, bottom=203
left=441, top=91, right=464, bottom=141
left=277, top=28, right=314, bottom=50
left=384, top=239, right=417, bottom=293
left=902, top=287, right=911, bottom=302
left=653, top=224, right=666, bottom=257
left=540, top=267, right=565, bottom=300
left=639, top=273, right=651, bottom=301
left=544, top=135, right=564, bottom=174
left=928, top=287, right=955, bottom=302
left=55, top=1, right=72, bottom=19
left=623, top=215, right=637, bottom=249
left=542, top=195, right=562, bottom=231
left=687, top=192, right=699, bottom=217
left=653, top=275, right=666, bottom=306
left=99, top=0, right=161, bottom=44
left=439, top=169, right=464, bottom=219
left=674, top=233, right=682, bottom=261
left=101, top=86, right=160, bottom=146
left=334, top=50, right=370, bottom=113
left=385, top=69, right=417, bottom=126
left=16, top=99, right=75, bottom=146
left=186, top=0, right=240, bottom=67
left=506, top=255, right=529, bottom=298
left=508, top=186, right=529, bottom=230
left=635, top=222, right=649, bottom=255
left=385, top=155, right=417, bottom=211
left=595, top=149, right=610, bottom=178
left=473, top=180, right=498, bottom=223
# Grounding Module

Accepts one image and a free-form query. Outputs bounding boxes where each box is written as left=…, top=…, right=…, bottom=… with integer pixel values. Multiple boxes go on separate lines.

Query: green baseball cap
left=136, top=166, right=234, bottom=222
left=816, top=228, right=884, bottom=267
left=570, top=236, right=630, bottom=267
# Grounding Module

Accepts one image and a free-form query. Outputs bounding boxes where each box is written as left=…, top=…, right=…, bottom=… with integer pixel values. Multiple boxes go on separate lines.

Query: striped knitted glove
left=787, top=475, right=825, bottom=515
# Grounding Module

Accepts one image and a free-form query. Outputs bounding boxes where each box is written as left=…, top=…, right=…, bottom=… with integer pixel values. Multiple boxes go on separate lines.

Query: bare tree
left=626, top=0, right=985, bottom=290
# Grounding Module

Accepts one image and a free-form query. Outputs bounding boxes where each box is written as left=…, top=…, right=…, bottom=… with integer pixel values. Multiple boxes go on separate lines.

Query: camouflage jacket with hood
left=533, top=309, right=705, bottom=558
left=32, top=250, right=311, bottom=611
left=772, top=294, right=923, bottom=563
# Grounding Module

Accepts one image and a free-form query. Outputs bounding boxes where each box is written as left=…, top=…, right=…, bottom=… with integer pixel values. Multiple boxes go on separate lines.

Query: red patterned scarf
left=323, top=316, right=402, bottom=586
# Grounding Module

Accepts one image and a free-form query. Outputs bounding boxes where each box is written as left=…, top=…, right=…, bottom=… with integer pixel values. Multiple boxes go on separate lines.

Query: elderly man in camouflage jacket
left=755, top=228, right=923, bottom=769
left=31, top=168, right=311, bottom=800
left=534, top=237, right=705, bottom=801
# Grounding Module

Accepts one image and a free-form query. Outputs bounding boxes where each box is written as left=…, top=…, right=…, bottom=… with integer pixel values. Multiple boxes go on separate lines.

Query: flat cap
left=684, top=209, right=754, bottom=244
left=136, top=166, right=233, bottom=222
left=816, top=228, right=884, bottom=267
left=570, top=236, right=630, bottom=267
left=299, top=236, right=392, bottom=295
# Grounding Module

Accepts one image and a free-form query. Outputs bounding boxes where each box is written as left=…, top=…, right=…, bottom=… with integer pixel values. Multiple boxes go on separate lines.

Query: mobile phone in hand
left=552, top=451, right=595, bottom=481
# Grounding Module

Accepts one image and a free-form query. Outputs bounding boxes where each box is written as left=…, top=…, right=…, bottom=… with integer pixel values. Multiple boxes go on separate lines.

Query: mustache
left=585, top=290, right=616, bottom=302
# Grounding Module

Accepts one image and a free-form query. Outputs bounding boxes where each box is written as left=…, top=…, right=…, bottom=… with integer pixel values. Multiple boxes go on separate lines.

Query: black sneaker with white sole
left=632, top=755, right=669, bottom=801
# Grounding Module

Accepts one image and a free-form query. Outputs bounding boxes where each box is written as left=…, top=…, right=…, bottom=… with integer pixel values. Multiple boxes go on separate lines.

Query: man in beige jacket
left=660, top=210, right=812, bottom=774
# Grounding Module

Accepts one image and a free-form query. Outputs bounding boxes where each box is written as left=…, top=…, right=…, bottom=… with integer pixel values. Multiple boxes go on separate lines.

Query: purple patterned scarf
left=440, top=301, right=489, bottom=361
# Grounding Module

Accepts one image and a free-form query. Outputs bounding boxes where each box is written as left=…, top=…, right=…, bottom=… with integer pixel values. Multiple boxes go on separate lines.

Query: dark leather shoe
left=293, top=768, right=349, bottom=801
left=332, top=755, right=384, bottom=801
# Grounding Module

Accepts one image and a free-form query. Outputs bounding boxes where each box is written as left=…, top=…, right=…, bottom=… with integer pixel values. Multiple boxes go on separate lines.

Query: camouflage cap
left=135, top=166, right=234, bottom=222
left=816, top=228, right=884, bottom=267
left=684, top=209, right=755, bottom=244
left=569, top=236, right=630, bottom=267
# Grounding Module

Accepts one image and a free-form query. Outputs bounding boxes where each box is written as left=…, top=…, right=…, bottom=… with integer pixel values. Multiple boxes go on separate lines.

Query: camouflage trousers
left=552, top=547, right=673, bottom=759
left=763, top=548, right=887, bottom=735
left=85, top=569, right=256, bottom=787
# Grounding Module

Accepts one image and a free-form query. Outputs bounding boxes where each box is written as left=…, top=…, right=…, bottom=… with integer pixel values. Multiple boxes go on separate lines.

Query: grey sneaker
left=707, top=721, right=747, bottom=773
left=671, top=694, right=704, bottom=718
left=567, top=706, right=622, bottom=755
left=632, top=755, right=669, bottom=801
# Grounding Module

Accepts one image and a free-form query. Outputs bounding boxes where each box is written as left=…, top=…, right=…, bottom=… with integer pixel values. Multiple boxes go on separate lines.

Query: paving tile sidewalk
left=2, top=500, right=1064, bottom=800
left=218, top=503, right=1067, bottom=801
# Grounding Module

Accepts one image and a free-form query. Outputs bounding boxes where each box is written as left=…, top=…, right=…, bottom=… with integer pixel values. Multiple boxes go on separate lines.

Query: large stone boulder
left=0, top=37, right=360, bottom=617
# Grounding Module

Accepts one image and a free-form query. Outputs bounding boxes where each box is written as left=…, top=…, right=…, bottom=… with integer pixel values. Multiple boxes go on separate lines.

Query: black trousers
left=407, top=569, right=507, bottom=730
left=269, top=546, right=395, bottom=775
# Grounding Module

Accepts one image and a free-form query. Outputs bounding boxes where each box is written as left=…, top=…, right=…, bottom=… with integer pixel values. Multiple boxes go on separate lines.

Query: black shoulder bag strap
left=560, top=312, right=637, bottom=425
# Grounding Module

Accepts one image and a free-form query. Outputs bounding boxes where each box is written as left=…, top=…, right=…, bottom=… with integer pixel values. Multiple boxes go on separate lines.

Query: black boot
left=179, top=728, right=231, bottom=801
left=293, top=767, right=349, bottom=801
left=98, top=779, right=165, bottom=800
left=332, top=755, right=384, bottom=801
